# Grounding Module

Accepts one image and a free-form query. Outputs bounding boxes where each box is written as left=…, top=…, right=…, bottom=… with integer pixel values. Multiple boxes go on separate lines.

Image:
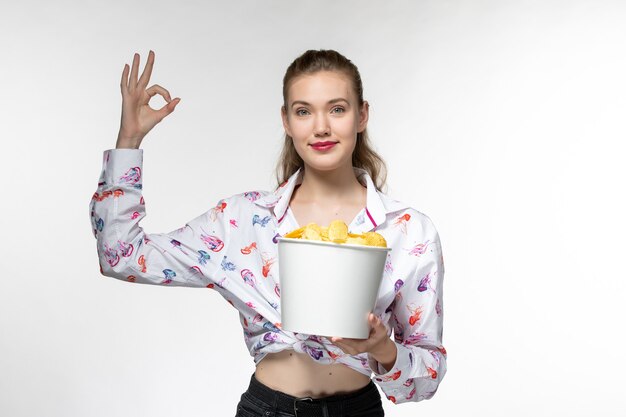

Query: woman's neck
left=293, top=164, right=366, bottom=206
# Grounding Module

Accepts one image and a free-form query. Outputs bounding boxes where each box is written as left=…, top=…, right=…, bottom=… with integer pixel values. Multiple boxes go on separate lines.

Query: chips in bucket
left=284, top=220, right=387, bottom=247
left=328, top=220, right=349, bottom=243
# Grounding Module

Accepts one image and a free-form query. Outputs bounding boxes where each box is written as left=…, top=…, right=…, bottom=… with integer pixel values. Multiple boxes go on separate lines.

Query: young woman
left=90, top=49, right=447, bottom=416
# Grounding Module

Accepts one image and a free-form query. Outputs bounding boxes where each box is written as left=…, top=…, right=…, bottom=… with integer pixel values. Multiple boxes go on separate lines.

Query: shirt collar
left=254, top=167, right=409, bottom=231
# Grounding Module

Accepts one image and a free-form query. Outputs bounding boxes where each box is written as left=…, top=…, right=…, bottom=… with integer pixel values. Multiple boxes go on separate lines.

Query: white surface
left=1, top=0, right=625, bottom=416
left=278, top=238, right=390, bottom=339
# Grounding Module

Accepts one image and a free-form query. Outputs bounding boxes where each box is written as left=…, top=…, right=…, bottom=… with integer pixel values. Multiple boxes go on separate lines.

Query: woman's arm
left=368, top=214, right=447, bottom=404
left=90, top=148, right=231, bottom=287
left=89, top=51, right=228, bottom=287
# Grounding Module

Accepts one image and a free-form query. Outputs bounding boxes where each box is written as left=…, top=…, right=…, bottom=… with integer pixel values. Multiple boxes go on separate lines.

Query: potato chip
left=284, top=226, right=305, bottom=238
left=302, top=222, right=323, bottom=241
left=328, top=219, right=348, bottom=243
left=284, top=220, right=387, bottom=248
left=363, top=231, right=387, bottom=247
left=346, top=236, right=367, bottom=245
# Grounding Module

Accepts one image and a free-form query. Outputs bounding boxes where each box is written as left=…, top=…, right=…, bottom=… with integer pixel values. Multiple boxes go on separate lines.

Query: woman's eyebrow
left=291, top=98, right=349, bottom=108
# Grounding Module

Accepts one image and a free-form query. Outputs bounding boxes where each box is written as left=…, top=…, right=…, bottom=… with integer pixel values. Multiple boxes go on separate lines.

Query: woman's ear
left=281, top=105, right=293, bottom=137
left=357, top=101, right=369, bottom=133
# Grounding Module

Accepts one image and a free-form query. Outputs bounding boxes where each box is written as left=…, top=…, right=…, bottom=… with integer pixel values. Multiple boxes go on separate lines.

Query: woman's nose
left=313, top=117, right=330, bottom=136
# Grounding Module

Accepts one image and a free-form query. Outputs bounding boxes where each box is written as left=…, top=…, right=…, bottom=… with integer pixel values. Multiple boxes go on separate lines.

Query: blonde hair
left=275, top=49, right=387, bottom=192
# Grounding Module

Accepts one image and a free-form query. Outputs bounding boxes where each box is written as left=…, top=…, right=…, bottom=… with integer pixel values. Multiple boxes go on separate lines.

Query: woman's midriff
left=254, top=349, right=371, bottom=398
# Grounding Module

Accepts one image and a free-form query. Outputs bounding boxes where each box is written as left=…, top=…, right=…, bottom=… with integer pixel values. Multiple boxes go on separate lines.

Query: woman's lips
left=311, top=142, right=337, bottom=151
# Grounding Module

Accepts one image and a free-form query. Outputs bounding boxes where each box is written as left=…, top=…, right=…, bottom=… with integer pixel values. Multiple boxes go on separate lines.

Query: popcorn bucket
left=277, top=237, right=391, bottom=339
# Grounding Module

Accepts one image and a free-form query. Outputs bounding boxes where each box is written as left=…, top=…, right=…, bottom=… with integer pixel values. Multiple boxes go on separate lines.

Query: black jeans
left=235, top=372, right=385, bottom=417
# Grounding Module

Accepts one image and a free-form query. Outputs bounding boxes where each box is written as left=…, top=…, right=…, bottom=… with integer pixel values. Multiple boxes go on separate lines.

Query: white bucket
left=277, top=237, right=391, bottom=339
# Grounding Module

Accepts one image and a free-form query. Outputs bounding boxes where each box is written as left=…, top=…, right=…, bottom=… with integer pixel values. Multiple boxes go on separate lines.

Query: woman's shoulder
left=378, top=192, right=440, bottom=234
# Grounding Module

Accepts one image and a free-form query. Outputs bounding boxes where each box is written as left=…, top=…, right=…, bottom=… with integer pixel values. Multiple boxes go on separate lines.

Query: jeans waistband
left=245, top=372, right=381, bottom=416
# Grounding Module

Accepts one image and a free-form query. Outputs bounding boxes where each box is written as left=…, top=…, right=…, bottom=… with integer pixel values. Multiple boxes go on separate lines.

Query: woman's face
left=281, top=70, right=369, bottom=174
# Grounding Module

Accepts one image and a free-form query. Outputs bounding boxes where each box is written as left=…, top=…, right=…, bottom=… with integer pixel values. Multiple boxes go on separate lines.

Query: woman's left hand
left=330, top=313, right=392, bottom=358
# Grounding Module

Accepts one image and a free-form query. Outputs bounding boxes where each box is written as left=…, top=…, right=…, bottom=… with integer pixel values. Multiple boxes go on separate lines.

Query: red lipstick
left=311, top=141, right=337, bottom=151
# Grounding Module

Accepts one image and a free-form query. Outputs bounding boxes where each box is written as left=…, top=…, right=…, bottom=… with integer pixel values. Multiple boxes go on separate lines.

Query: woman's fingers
left=145, top=84, right=172, bottom=102
left=118, top=51, right=178, bottom=137
left=156, top=97, right=181, bottom=120
left=128, top=53, right=140, bottom=91
left=125, top=51, right=157, bottom=93
left=137, top=50, right=155, bottom=90
left=120, top=63, right=129, bottom=95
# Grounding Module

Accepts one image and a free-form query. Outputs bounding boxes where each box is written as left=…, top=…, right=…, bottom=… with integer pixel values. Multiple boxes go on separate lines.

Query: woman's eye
left=296, top=109, right=309, bottom=116
left=332, top=107, right=345, bottom=114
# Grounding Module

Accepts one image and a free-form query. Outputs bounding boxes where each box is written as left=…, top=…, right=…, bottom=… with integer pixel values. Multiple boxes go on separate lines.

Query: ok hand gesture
left=116, top=50, right=181, bottom=149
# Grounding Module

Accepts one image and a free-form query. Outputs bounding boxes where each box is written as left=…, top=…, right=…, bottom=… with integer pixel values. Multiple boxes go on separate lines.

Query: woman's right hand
left=116, top=50, right=181, bottom=149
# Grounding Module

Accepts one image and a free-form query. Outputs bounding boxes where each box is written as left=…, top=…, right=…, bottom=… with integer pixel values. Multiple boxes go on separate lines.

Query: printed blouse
left=89, top=148, right=447, bottom=404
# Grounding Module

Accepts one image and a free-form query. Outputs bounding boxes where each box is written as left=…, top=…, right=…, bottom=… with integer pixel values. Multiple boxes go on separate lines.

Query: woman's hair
left=275, top=49, right=387, bottom=192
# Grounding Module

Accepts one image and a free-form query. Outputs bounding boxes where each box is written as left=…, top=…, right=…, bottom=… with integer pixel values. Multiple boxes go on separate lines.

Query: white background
left=1, top=0, right=625, bottom=416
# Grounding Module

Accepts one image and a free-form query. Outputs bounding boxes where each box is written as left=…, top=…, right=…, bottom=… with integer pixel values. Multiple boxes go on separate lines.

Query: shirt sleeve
left=89, top=148, right=230, bottom=288
left=367, top=214, right=447, bottom=404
